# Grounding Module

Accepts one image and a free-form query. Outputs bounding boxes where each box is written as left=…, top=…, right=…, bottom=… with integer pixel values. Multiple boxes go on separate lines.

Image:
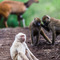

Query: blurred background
left=0, top=0, right=60, bottom=28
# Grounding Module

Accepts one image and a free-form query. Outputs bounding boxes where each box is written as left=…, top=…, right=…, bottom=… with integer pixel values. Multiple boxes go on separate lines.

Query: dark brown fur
left=42, top=15, right=60, bottom=45
left=29, top=17, right=52, bottom=46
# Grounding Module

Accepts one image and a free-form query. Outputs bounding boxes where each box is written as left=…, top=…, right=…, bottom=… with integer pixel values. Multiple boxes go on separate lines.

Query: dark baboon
left=29, top=17, right=52, bottom=46
left=42, top=15, right=60, bottom=45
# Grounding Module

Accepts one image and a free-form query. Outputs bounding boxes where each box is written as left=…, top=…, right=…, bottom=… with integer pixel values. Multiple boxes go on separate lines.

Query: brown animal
left=0, top=0, right=39, bottom=27
left=42, top=15, right=60, bottom=45
left=10, top=33, right=39, bottom=60
left=29, top=17, right=52, bottom=46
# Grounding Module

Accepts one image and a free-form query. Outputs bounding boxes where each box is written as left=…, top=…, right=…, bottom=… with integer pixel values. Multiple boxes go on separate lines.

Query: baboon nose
left=38, top=23, right=40, bottom=26
left=22, top=37, right=25, bottom=41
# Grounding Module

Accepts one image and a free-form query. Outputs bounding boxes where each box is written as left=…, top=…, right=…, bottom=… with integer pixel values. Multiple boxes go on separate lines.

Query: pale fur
left=10, top=33, right=39, bottom=60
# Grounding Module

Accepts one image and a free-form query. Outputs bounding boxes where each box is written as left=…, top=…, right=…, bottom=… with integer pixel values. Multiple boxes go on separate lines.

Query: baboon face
left=42, top=15, right=50, bottom=26
left=34, top=17, right=41, bottom=27
left=15, top=33, right=26, bottom=43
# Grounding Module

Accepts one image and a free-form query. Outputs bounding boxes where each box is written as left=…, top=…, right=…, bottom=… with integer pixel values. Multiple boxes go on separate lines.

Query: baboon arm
left=41, top=24, right=50, bottom=31
left=27, top=49, right=38, bottom=60
left=19, top=52, right=29, bottom=60
left=31, top=30, right=34, bottom=45
left=41, top=28, right=52, bottom=44
left=35, top=32, right=40, bottom=45
left=52, top=31, right=56, bottom=44
left=24, top=43, right=38, bottom=60
left=12, top=50, right=18, bottom=60
left=50, top=27, right=56, bottom=45
left=26, top=49, right=33, bottom=60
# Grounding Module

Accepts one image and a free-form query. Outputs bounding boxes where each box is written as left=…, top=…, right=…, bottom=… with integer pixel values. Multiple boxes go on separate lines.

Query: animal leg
left=40, top=28, right=52, bottom=44
left=22, top=19, right=25, bottom=27
left=4, top=18, right=8, bottom=28
left=18, top=52, right=29, bottom=60
left=31, top=30, right=34, bottom=46
left=24, top=43, right=39, bottom=60
left=18, top=15, right=25, bottom=27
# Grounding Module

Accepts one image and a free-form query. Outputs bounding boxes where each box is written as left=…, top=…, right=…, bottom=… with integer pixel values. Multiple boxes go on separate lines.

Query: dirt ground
left=0, top=27, right=60, bottom=60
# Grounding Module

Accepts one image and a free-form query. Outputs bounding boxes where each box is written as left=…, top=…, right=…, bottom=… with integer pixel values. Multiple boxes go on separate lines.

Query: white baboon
left=10, top=33, right=39, bottom=60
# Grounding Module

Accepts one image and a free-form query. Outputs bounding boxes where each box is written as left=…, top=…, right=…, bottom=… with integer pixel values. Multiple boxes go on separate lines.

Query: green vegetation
left=0, top=0, right=60, bottom=28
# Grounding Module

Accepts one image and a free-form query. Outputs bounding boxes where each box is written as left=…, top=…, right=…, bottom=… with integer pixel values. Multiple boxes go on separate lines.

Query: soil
left=0, top=27, right=60, bottom=60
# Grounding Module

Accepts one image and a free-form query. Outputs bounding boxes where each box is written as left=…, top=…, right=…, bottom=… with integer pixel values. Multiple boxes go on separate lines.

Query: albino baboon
left=42, top=15, right=60, bottom=45
left=10, top=33, right=39, bottom=60
left=29, top=17, right=52, bottom=46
